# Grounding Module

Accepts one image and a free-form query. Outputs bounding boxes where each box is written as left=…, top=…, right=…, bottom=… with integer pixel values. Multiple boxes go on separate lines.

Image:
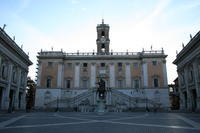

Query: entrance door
left=0, top=88, right=3, bottom=109
left=192, top=89, right=197, bottom=112
left=8, top=90, right=14, bottom=112
left=183, top=92, right=187, bottom=109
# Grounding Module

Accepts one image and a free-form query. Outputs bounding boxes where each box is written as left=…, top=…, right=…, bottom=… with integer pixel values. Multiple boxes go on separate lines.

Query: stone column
left=93, top=91, right=96, bottom=105
left=74, top=63, right=80, bottom=88
left=162, top=60, right=168, bottom=87
left=2, top=63, right=13, bottom=110
left=184, top=67, right=192, bottom=111
left=109, top=63, right=115, bottom=88
left=125, top=63, right=131, bottom=88
left=90, top=63, right=96, bottom=88
left=37, top=62, right=42, bottom=87
left=21, top=72, right=28, bottom=110
left=142, top=61, right=148, bottom=88
left=57, top=62, right=64, bottom=88
left=14, top=68, right=21, bottom=110
left=177, top=72, right=185, bottom=110
left=193, top=60, right=200, bottom=110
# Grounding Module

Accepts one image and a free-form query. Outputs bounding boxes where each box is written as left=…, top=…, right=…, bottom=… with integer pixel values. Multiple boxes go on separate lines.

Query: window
left=65, top=80, right=71, bottom=88
left=67, top=63, right=72, bottom=68
left=118, top=62, right=122, bottom=67
left=152, top=61, right=157, bottom=66
left=1, top=65, right=7, bottom=79
left=12, top=69, right=17, bottom=83
left=134, top=79, right=140, bottom=89
left=83, top=63, right=88, bottom=67
left=180, top=72, right=185, bottom=85
left=118, top=80, right=123, bottom=88
left=133, top=63, right=138, bottom=68
left=153, top=78, right=159, bottom=88
left=101, top=31, right=105, bottom=37
left=46, top=77, right=52, bottom=88
left=101, top=63, right=105, bottom=67
left=82, top=80, right=88, bottom=88
left=48, top=62, right=53, bottom=67
left=102, top=44, right=105, bottom=48
left=189, top=66, right=194, bottom=82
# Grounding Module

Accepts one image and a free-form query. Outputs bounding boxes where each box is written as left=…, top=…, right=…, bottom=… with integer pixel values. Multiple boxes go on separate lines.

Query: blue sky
left=1, top=0, right=200, bottom=83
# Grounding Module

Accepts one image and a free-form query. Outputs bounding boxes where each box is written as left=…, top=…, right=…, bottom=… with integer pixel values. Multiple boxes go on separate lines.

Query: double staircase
left=45, top=88, right=161, bottom=112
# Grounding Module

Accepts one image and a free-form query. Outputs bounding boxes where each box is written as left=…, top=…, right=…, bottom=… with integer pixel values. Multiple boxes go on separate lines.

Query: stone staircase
left=45, top=88, right=161, bottom=112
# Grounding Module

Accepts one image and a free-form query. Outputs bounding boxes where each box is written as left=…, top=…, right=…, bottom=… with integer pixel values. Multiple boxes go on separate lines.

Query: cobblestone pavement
left=0, top=112, right=200, bottom=133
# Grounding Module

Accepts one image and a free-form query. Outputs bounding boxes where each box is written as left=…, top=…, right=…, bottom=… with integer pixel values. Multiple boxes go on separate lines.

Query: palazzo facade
left=35, top=20, right=169, bottom=111
left=173, top=30, right=200, bottom=112
left=0, top=27, right=32, bottom=111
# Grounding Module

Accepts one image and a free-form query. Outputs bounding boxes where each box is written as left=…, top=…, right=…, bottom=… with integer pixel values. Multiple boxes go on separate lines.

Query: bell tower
left=96, top=19, right=110, bottom=55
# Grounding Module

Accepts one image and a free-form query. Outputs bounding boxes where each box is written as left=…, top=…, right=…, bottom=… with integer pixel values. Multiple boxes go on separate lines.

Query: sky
left=0, top=0, right=200, bottom=84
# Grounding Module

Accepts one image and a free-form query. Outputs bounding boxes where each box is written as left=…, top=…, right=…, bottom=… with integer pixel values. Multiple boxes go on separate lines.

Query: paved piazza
left=0, top=112, right=200, bottom=133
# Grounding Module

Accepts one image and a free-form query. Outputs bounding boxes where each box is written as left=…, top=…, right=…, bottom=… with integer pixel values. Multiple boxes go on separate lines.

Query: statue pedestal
left=96, top=99, right=106, bottom=113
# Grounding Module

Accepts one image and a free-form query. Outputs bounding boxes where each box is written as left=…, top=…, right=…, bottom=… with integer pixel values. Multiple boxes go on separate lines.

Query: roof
left=173, top=30, right=200, bottom=64
left=0, top=28, right=32, bottom=65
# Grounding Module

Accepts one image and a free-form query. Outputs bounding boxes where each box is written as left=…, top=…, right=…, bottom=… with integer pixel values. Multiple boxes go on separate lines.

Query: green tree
left=26, top=77, right=36, bottom=111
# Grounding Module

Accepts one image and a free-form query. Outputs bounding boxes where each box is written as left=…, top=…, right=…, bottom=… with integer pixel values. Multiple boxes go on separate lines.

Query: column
left=21, top=72, right=28, bottom=110
left=74, top=63, right=80, bottom=88
left=93, top=91, right=96, bottom=105
left=125, top=63, right=131, bottom=88
left=14, top=68, right=21, bottom=110
left=109, top=63, right=115, bottom=88
left=177, top=72, right=185, bottom=110
left=142, top=61, right=148, bottom=88
left=193, top=60, right=200, bottom=110
left=184, top=67, right=192, bottom=111
left=162, top=60, right=168, bottom=87
left=90, top=63, right=96, bottom=88
left=37, top=62, right=42, bottom=87
left=57, top=62, right=64, bottom=88
left=2, top=63, right=13, bottom=110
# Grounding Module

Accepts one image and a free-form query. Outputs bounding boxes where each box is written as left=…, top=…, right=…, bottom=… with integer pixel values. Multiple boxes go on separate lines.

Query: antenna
left=13, top=36, right=15, bottom=41
left=21, top=45, right=23, bottom=49
left=151, top=45, right=152, bottom=50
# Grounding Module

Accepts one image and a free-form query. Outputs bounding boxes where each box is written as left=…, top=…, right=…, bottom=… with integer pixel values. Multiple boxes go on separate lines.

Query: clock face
left=100, top=37, right=106, bottom=42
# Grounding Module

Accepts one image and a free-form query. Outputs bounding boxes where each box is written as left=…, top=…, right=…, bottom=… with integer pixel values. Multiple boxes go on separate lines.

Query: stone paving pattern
left=0, top=112, right=200, bottom=133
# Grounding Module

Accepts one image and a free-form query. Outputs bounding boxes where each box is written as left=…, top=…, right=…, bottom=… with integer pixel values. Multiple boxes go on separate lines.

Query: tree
left=26, top=77, right=36, bottom=111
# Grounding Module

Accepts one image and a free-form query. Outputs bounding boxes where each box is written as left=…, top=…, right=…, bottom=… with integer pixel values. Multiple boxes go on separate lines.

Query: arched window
left=132, top=77, right=141, bottom=89
left=101, top=31, right=105, bottom=37
left=65, top=79, right=71, bottom=88
left=46, top=77, right=52, bottom=88
left=153, top=78, right=159, bottom=88
left=82, top=79, right=88, bottom=88
left=12, top=67, right=17, bottom=83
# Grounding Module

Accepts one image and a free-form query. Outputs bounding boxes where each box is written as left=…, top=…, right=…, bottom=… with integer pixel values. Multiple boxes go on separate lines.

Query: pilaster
left=57, top=62, right=64, bottom=88
left=142, top=61, right=148, bottom=88
left=90, top=63, right=96, bottom=87
left=125, top=63, right=131, bottom=88
left=162, top=60, right=168, bottom=87
left=37, top=62, right=42, bottom=87
left=14, top=68, right=21, bottom=110
left=21, top=72, right=28, bottom=110
left=109, top=63, right=115, bottom=88
left=74, top=63, right=80, bottom=88
left=2, top=63, right=13, bottom=110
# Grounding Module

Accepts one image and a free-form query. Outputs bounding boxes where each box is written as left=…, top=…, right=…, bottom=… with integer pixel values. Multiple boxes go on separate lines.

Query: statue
left=97, top=79, right=106, bottom=99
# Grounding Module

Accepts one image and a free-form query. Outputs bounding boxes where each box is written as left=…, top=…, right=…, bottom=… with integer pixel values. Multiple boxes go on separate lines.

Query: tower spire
left=102, top=19, right=104, bottom=24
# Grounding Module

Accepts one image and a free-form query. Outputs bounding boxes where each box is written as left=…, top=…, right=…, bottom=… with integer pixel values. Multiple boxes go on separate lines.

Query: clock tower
left=96, top=19, right=110, bottom=55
